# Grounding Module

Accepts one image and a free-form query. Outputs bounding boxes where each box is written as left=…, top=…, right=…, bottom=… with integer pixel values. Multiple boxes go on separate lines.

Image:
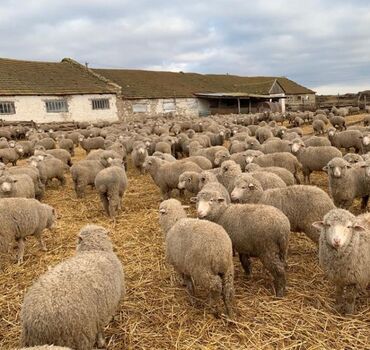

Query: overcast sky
left=1, top=0, right=369, bottom=94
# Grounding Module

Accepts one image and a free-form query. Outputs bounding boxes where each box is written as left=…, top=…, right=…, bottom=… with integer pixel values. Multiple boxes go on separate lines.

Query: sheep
left=94, top=159, right=128, bottom=219
left=153, top=151, right=177, bottom=162
left=17, top=140, right=36, bottom=157
left=178, top=171, right=202, bottom=194
left=360, top=132, right=370, bottom=154
left=324, top=157, right=370, bottom=210
left=159, top=199, right=234, bottom=316
left=313, top=209, right=370, bottom=314
left=313, top=114, right=329, bottom=125
left=70, top=159, right=108, bottom=198
left=290, top=140, right=342, bottom=183
left=260, top=139, right=291, bottom=154
left=293, top=116, right=304, bottom=128
left=0, top=198, right=56, bottom=263
left=155, top=141, right=172, bottom=154
left=179, top=155, right=213, bottom=170
left=1, top=165, right=45, bottom=200
left=35, top=147, right=72, bottom=166
left=79, top=136, right=105, bottom=154
left=231, top=175, right=335, bottom=243
left=0, top=145, right=24, bottom=165
left=27, top=156, right=66, bottom=187
left=343, top=153, right=363, bottom=165
left=229, top=140, right=247, bottom=154
left=244, top=163, right=295, bottom=186
left=0, top=173, right=35, bottom=199
left=312, top=119, right=325, bottom=135
left=248, top=152, right=302, bottom=184
left=328, top=128, right=363, bottom=153
left=20, top=225, right=125, bottom=349
left=86, top=149, right=122, bottom=163
left=188, top=141, right=227, bottom=167
left=232, top=172, right=286, bottom=195
left=35, top=137, right=56, bottom=150
left=132, top=142, right=148, bottom=174
left=143, top=156, right=202, bottom=199
left=329, top=115, right=346, bottom=130
left=195, top=188, right=290, bottom=297
left=304, top=136, right=331, bottom=147
left=363, top=114, right=370, bottom=127
left=255, top=126, right=273, bottom=144
left=57, top=137, right=75, bottom=156
left=218, top=160, right=242, bottom=193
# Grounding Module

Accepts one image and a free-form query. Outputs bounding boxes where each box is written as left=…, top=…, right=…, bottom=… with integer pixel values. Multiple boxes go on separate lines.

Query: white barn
left=0, top=58, right=120, bottom=124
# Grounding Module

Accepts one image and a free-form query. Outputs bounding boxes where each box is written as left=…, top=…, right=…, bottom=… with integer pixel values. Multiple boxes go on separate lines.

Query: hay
left=1, top=128, right=370, bottom=349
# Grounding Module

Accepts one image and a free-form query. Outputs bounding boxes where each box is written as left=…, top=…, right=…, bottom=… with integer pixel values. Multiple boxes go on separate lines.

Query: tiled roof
left=0, top=58, right=117, bottom=96
left=94, top=68, right=315, bottom=98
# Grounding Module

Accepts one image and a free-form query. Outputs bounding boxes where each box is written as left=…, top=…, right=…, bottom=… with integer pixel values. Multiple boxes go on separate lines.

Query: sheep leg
left=35, top=231, right=47, bottom=252
left=343, top=284, right=357, bottom=315
left=334, top=285, right=345, bottom=313
left=239, top=253, right=252, bottom=276
left=17, top=238, right=25, bottom=264
left=261, top=254, right=286, bottom=297
left=294, top=172, right=301, bottom=184
left=99, top=193, right=110, bottom=216
left=221, top=271, right=235, bottom=318
left=361, top=196, right=369, bottom=210
left=184, top=275, right=196, bottom=305
left=58, top=175, right=66, bottom=186
left=96, top=330, right=106, bottom=348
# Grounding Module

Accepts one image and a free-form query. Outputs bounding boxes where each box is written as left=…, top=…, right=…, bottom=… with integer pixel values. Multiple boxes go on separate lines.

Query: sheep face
left=0, top=176, right=14, bottom=193
left=214, top=151, right=229, bottom=166
left=362, top=135, right=370, bottom=146
left=324, top=158, right=351, bottom=178
left=313, top=209, right=365, bottom=250
left=195, top=191, right=226, bottom=220
left=231, top=178, right=262, bottom=203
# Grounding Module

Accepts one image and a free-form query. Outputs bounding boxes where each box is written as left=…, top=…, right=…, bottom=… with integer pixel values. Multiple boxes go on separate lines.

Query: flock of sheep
left=0, top=106, right=370, bottom=350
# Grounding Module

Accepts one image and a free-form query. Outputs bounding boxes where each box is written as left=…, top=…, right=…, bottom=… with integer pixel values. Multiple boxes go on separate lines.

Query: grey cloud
left=0, top=0, right=369, bottom=94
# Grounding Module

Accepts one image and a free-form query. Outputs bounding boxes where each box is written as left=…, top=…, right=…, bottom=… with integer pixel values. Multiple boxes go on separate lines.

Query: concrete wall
left=0, top=94, right=119, bottom=123
left=118, top=97, right=209, bottom=121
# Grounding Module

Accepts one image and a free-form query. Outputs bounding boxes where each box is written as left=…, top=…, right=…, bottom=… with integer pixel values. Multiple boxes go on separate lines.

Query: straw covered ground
left=0, top=119, right=369, bottom=349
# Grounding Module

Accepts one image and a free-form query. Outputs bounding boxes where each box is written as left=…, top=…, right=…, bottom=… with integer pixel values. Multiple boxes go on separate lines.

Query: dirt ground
left=0, top=115, right=369, bottom=349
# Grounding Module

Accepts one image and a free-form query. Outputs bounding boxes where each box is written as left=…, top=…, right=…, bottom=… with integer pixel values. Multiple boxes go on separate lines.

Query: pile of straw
left=0, top=139, right=369, bottom=349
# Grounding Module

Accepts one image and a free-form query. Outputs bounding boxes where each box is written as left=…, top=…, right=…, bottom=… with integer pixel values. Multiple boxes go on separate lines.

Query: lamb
left=0, top=198, right=56, bottom=263
left=20, top=225, right=125, bottom=349
left=70, top=159, right=108, bottom=198
left=312, top=119, right=326, bottom=135
left=131, top=142, right=148, bottom=174
left=0, top=145, right=24, bottom=165
left=328, top=128, right=363, bottom=153
left=0, top=173, right=35, bottom=198
left=79, top=136, right=105, bottom=154
left=244, top=163, right=295, bottom=186
left=159, top=199, right=234, bottom=316
left=313, top=209, right=370, bottom=314
left=231, top=175, right=335, bottom=243
left=324, top=157, right=370, bottom=210
left=290, top=140, right=342, bottom=183
left=94, top=159, right=128, bottom=219
left=143, top=156, right=202, bottom=199
left=27, top=156, right=66, bottom=187
left=195, top=188, right=290, bottom=297
left=248, top=152, right=302, bottom=184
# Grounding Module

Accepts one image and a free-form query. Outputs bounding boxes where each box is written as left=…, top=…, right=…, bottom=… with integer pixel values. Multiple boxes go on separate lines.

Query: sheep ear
left=248, top=183, right=255, bottom=189
left=217, top=197, right=225, bottom=203
left=159, top=208, right=166, bottom=214
left=322, top=166, right=328, bottom=172
left=312, top=221, right=324, bottom=230
left=190, top=197, right=198, bottom=203
left=352, top=223, right=365, bottom=232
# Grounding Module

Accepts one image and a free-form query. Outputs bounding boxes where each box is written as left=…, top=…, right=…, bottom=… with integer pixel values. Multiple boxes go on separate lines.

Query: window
left=0, top=101, right=15, bottom=114
left=45, top=99, right=68, bottom=113
left=133, top=103, right=148, bottom=113
left=92, top=98, right=110, bottom=110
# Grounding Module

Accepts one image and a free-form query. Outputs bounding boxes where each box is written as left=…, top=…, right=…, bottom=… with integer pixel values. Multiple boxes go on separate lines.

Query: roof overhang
left=194, top=92, right=286, bottom=99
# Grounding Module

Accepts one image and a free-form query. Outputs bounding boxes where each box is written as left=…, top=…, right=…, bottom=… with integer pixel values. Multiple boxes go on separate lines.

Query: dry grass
left=1, top=120, right=370, bottom=349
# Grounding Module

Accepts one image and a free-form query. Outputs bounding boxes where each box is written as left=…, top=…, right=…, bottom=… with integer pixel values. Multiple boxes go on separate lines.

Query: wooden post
left=237, top=98, right=241, bottom=114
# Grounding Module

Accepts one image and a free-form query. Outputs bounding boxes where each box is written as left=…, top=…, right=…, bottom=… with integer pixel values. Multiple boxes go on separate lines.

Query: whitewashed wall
left=0, top=94, right=119, bottom=123
left=120, top=97, right=210, bottom=121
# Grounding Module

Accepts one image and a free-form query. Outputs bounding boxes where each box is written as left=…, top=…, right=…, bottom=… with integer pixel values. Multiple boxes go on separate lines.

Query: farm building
left=94, top=68, right=316, bottom=119
left=0, top=57, right=120, bottom=124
